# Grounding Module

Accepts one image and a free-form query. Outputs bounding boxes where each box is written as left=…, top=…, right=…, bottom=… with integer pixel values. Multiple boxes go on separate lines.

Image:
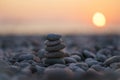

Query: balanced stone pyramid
left=43, top=34, right=66, bottom=65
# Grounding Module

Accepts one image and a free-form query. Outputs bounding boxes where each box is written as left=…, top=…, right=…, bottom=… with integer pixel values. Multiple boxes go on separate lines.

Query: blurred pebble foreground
left=0, top=34, right=120, bottom=80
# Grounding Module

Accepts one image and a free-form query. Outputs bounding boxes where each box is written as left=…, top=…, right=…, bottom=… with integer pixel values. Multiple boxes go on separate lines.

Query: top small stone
left=46, top=34, right=62, bottom=41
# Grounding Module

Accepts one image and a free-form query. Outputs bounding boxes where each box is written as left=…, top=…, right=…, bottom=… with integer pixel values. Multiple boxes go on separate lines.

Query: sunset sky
left=0, top=0, right=120, bottom=34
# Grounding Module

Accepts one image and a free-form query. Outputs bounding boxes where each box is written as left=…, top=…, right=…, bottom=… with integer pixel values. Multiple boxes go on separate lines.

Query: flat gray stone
left=45, top=40, right=61, bottom=47
left=85, top=58, right=99, bottom=67
left=64, top=57, right=77, bottom=64
left=45, top=51, right=65, bottom=58
left=45, top=43, right=65, bottom=52
left=71, top=55, right=81, bottom=62
left=104, top=56, right=120, bottom=66
left=96, top=54, right=107, bottom=62
left=69, top=62, right=89, bottom=71
left=46, top=34, right=61, bottom=41
left=110, top=62, right=120, bottom=70
left=83, top=50, right=96, bottom=58
left=91, top=64, right=105, bottom=72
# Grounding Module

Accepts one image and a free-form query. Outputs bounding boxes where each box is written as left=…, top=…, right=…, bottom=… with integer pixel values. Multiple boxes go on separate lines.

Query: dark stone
left=45, top=43, right=65, bottom=52
left=104, top=56, right=120, bottom=66
left=73, top=68, right=85, bottom=80
left=21, top=66, right=31, bottom=74
left=30, top=65, right=37, bottom=73
left=45, top=40, right=61, bottom=47
left=97, top=49, right=112, bottom=58
left=9, top=58, right=16, bottom=64
left=29, top=64, right=45, bottom=74
left=33, top=56, right=40, bottom=62
left=46, top=34, right=62, bottom=41
left=64, top=57, right=77, bottom=64
left=71, top=55, right=81, bottom=62
left=37, top=49, right=46, bottom=59
left=104, top=67, right=113, bottom=73
left=64, top=52, right=70, bottom=57
left=11, top=53, right=22, bottom=62
left=96, top=54, right=107, bottom=62
left=74, top=67, right=85, bottom=74
left=19, top=62, right=30, bottom=68
left=70, top=62, right=89, bottom=71
left=112, top=51, right=120, bottom=56
left=87, top=68, right=103, bottom=77
left=68, top=64, right=79, bottom=71
left=35, top=65, right=45, bottom=75
left=83, top=50, right=96, bottom=58
left=27, top=60, right=37, bottom=65
left=17, top=54, right=34, bottom=62
left=110, top=62, right=120, bottom=70
left=43, top=58, right=65, bottom=65
left=91, top=64, right=105, bottom=72
left=85, top=58, right=99, bottom=67
left=45, top=51, right=65, bottom=58
left=71, top=51, right=84, bottom=60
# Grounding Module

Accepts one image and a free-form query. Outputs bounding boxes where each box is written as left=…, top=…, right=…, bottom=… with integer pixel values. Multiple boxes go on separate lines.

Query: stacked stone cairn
left=43, top=34, right=66, bottom=65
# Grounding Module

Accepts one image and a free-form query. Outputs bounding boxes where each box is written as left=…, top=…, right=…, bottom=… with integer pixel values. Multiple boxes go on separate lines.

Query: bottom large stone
left=43, top=58, right=65, bottom=65
left=45, top=51, right=65, bottom=58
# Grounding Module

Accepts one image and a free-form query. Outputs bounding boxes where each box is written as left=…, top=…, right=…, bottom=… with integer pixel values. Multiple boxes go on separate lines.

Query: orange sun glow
left=92, top=12, right=106, bottom=27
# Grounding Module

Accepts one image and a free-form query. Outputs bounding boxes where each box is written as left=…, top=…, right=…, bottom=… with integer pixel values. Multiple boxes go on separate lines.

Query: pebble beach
left=0, top=34, right=120, bottom=80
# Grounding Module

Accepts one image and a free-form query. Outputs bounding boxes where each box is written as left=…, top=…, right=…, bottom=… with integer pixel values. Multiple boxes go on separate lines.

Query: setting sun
left=92, top=12, right=106, bottom=27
